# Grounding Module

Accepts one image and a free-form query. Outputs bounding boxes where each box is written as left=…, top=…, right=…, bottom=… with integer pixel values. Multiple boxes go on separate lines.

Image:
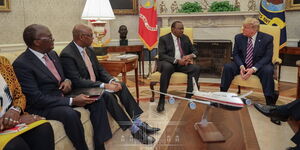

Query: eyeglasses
left=35, top=37, right=55, bottom=42
left=82, top=33, right=93, bottom=38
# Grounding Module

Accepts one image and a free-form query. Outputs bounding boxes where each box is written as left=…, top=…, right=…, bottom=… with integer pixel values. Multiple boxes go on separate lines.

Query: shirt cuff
left=191, top=53, right=196, bottom=58
left=173, top=59, right=178, bottom=64
left=240, top=65, right=245, bottom=70
left=100, top=83, right=105, bottom=88
left=69, top=98, right=73, bottom=106
left=252, top=67, right=257, bottom=72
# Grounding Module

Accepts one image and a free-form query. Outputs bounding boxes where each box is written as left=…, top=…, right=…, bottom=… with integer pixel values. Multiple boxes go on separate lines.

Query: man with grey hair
left=220, top=18, right=278, bottom=123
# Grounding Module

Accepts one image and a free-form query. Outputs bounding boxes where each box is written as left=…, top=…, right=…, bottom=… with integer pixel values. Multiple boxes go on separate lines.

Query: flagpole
left=147, top=49, right=152, bottom=79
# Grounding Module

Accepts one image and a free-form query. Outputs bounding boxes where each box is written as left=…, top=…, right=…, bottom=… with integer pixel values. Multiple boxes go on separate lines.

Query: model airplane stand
left=194, top=105, right=225, bottom=142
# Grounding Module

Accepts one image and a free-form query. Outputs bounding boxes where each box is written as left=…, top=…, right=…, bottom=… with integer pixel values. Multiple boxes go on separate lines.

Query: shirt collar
left=250, top=32, right=258, bottom=41
left=73, top=41, right=85, bottom=55
left=29, top=48, right=46, bottom=60
left=171, top=33, right=179, bottom=41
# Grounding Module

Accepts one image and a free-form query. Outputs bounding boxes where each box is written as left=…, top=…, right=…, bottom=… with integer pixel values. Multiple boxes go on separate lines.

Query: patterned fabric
left=0, top=56, right=26, bottom=113
left=245, top=38, right=254, bottom=68
left=0, top=74, right=12, bottom=117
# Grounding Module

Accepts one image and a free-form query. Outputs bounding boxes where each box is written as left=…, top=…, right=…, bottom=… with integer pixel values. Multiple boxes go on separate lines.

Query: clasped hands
left=0, top=109, right=45, bottom=131
left=240, top=66, right=255, bottom=80
left=178, top=54, right=194, bottom=66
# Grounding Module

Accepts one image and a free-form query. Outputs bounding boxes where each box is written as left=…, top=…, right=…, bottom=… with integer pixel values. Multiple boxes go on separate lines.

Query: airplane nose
left=242, top=98, right=252, bottom=105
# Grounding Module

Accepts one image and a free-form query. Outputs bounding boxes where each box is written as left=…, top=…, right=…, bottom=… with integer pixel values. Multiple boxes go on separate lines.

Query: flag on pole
left=138, top=0, right=158, bottom=50
left=259, top=0, right=287, bottom=49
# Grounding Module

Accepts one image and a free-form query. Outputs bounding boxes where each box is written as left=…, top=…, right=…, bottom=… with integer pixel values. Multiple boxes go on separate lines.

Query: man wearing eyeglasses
left=12, top=24, right=111, bottom=150
left=59, top=24, right=160, bottom=145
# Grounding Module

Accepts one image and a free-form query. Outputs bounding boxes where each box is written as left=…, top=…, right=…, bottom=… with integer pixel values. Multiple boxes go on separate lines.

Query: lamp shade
left=81, top=0, right=115, bottom=20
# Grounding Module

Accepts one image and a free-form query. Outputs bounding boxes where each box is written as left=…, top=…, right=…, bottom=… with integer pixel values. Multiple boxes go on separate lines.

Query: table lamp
left=81, top=0, right=115, bottom=58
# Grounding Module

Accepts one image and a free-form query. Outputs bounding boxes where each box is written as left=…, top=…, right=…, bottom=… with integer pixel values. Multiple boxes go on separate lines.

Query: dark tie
left=43, top=55, right=61, bottom=82
left=245, top=38, right=254, bottom=68
left=82, top=48, right=96, bottom=82
left=177, top=37, right=184, bottom=58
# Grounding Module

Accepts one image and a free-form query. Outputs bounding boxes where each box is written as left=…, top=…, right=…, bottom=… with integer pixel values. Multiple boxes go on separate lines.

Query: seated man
left=59, top=24, right=160, bottom=144
left=157, top=21, right=201, bottom=112
left=220, top=18, right=276, bottom=105
left=254, top=102, right=300, bottom=150
left=13, top=24, right=111, bottom=150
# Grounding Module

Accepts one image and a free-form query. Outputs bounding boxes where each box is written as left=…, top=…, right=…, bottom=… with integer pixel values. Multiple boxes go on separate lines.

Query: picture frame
left=286, top=0, right=300, bottom=11
left=0, top=0, right=10, bottom=12
left=109, top=0, right=138, bottom=15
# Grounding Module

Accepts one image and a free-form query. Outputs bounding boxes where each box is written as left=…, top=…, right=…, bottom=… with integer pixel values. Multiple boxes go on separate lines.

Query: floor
left=104, top=75, right=298, bottom=150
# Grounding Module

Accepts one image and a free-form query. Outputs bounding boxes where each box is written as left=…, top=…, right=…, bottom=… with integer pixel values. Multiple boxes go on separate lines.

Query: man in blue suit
left=220, top=18, right=277, bottom=119
left=13, top=24, right=111, bottom=150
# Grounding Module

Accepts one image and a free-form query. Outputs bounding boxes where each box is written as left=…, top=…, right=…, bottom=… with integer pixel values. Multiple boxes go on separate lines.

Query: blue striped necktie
left=245, top=38, right=254, bottom=68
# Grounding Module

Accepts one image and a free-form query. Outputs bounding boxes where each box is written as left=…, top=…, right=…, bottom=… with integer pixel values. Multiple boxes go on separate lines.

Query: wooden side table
left=98, top=58, right=140, bottom=103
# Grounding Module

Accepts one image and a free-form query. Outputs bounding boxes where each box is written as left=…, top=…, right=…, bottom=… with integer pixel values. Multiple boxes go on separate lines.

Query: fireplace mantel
left=158, top=11, right=259, bottom=27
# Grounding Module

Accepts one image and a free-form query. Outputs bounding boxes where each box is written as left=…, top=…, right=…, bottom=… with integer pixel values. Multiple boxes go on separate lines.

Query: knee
left=160, top=62, right=175, bottom=72
left=223, top=63, right=234, bottom=72
left=62, top=107, right=81, bottom=120
left=261, top=65, right=274, bottom=75
left=35, top=123, right=54, bottom=137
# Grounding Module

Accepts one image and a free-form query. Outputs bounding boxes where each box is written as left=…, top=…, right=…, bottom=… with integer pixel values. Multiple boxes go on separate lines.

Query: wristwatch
left=10, top=106, right=21, bottom=114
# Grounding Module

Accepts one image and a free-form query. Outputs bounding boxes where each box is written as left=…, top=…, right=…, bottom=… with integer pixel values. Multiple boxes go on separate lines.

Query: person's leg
left=4, top=136, right=30, bottom=150
left=45, top=106, right=88, bottom=150
left=21, top=122, right=54, bottom=150
left=175, top=64, right=201, bottom=98
left=85, top=99, right=112, bottom=150
left=158, top=61, right=175, bottom=111
left=256, top=64, right=275, bottom=105
left=220, top=63, right=239, bottom=92
left=102, top=91, right=132, bottom=131
left=115, top=82, right=143, bottom=118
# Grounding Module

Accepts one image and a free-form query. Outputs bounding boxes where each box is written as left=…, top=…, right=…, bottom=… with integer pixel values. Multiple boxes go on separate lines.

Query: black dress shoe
left=254, top=103, right=288, bottom=122
left=157, top=99, right=165, bottom=112
left=138, top=122, right=160, bottom=134
left=286, top=145, right=300, bottom=150
left=270, top=118, right=281, bottom=125
left=132, top=129, right=156, bottom=144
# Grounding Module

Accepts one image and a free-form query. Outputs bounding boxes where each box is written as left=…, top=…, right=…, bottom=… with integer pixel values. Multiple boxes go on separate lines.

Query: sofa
left=0, top=45, right=120, bottom=150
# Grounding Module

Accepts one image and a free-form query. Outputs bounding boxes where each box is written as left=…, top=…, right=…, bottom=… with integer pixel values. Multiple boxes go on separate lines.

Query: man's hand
left=104, top=83, right=121, bottom=92
left=243, top=68, right=255, bottom=80
left=2, top=109, right=20, bottom=130
left=59, top=79, right=72, bottom=94
left=72, top=94, right=97, bottom=107
left=19, top=114, right=45, bottom=125
left=111, top=81, right=122, bottom=91
left=240, top=66, right=246, bottom=79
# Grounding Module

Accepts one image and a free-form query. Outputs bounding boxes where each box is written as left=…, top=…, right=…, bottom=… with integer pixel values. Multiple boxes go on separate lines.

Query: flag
left=259, top=0, right=287, bottom=49
left=138, top=0, right=158, bottom=50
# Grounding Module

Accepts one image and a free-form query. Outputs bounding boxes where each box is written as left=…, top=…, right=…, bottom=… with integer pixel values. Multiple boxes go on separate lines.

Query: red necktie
left=43, top=55, right=61, bottom=82
left=83, top=48, right=96, bottom=82
left=245, top=38, right=254, bottom=68
left=177, top=37, right=184, bottom=58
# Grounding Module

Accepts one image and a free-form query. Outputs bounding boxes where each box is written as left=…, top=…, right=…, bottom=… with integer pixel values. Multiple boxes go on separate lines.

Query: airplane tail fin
left=192, top=77, right=199, bottom=93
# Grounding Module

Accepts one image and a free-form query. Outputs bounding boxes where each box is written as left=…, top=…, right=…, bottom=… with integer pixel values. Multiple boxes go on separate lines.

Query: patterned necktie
left=43, top=55, right=61, bottom=82
left=177, top=37, right=184, bottom=58
left=83, top=48, right=96, bottom=82
left=245, top=37, right=254, bottom=68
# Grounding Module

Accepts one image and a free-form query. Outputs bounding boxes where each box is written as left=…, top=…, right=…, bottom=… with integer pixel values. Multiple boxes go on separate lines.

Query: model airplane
left=151, top=77, right=252, bottom=111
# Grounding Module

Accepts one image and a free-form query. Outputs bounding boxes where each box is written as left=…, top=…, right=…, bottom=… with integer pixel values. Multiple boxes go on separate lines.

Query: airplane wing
left=150, top=90, right=211, bottom=105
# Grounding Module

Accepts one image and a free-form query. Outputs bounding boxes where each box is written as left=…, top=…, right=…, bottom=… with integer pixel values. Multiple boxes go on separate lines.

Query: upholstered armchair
left=231, top=25, right=282, bottom=99
left=149, top=27, right=193, bottom=102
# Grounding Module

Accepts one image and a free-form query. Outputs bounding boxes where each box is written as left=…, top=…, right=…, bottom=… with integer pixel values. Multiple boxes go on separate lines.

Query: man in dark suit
left=13, top=24, right=111, bottom=150
left=157, top=21, right=201, bottom=112
left=59, top=24, right=159, bottom=144
left=220, top=18, right=276, bottom=104
left=254, top=102, right=300, bottom=150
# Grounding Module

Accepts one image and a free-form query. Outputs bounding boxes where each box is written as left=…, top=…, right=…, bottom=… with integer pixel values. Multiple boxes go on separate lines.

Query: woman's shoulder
left=0, top=56, right=10, bottom=65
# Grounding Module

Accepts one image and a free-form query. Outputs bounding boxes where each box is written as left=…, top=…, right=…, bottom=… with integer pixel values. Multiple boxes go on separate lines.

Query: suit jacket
left=12, top=49, right=70, bottom=113
left=158, top=33, right=199, bottom=64
left=0, top=56, right=26, bottom=112
left=60, top=42, right=113, bottom=89
left=233, top=32, right=273, bottom=70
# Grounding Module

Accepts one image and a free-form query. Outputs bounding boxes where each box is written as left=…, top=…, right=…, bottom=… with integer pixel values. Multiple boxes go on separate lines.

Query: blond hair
left=243, top=18, right=260, bottom=31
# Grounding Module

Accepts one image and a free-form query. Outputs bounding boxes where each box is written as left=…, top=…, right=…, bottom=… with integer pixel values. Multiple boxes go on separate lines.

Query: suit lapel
left=241, top=36, right=248, bottom=58
left=167, top=33, right=175, bottom=55
left=70, top=42, right=86, bottom=68
left=253, top=32, right=262, bottom=57
left=25, top=49, right=58, bottom=82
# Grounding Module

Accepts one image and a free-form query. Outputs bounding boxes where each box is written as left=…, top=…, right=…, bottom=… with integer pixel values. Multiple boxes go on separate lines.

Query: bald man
left=59, top=24, right=159, bottom=145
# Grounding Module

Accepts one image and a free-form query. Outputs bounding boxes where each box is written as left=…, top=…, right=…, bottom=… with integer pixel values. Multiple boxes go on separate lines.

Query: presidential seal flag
left=138, top=0, right=158, bottom=50
left=259, top=0, right=287, bottom=49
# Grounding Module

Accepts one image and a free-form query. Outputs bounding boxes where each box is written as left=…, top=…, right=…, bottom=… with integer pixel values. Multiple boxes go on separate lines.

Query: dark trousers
left=159, top=61, right=201, bottom=100
left=4, top=123, right=54, bottom=150
left=220, top=62, right=275, bottom=104
left=102, top=82, right=143, bottom=130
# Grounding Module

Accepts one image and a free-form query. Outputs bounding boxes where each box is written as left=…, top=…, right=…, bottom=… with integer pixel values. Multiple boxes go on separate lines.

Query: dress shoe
left=132, top=129, right=155, bottom=144
left=254, top=103, right=288, bottom=122
left=138, top=122, right=160, bottom=134
left=271, top=118, right=281, bottom=125
left=286, top=145, right=300, bottom=150
left=157, top=99, right=165, bottom=112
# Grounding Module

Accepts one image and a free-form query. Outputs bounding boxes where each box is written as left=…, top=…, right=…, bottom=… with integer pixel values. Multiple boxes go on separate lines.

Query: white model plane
left=151, top=77, right=252, bottom=111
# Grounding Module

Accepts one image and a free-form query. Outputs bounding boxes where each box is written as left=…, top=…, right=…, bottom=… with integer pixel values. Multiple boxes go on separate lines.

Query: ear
left=33, top=40, right=40, bottom=47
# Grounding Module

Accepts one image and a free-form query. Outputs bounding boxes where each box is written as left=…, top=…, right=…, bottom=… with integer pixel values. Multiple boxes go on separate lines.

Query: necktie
left=43, top=55, right=61, bottom=82
left=83, top=48, right=96, bottom=82
left=177, top=37, right=184, bottom=58
left=245, top=38, right=254, bottom=68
